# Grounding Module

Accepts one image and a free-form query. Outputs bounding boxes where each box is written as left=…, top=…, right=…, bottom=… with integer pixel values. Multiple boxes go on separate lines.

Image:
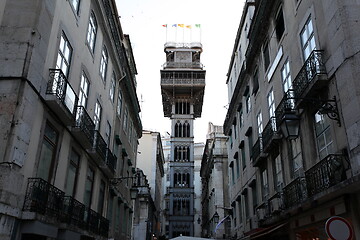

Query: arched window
left=175, top=122, right=179, bottom=137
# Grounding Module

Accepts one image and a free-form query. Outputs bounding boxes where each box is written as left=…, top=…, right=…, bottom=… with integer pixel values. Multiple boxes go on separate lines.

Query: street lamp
left=213, top=212, right=219, bottom=224
left=280, top=112, right=300, bottom=139
left=130, top=187, right=138, bottom=200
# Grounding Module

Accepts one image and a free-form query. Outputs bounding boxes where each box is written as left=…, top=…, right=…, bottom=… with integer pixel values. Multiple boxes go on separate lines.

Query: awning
left=249, top=222, right=288, bottom=239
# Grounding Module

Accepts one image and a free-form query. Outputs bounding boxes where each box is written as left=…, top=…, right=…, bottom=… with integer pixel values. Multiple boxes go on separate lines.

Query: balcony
left=262, top=117, right=281, bottom=153
left=305, top=154, right=347, bottom=197
left=283, top=177, right=307, bottom=209
left=23, top=178, right=64, bottom=218
left=292, top=50, right=327, bottom=103
left=163, top=62, right=203, bottom=69
left=160, top=71, right=206, bottom=88
left=23, top=178, right=109, bottom=238
left=103, top=148, right=117, bottom=175
left=45, top=69, right=78, bottom=125
left=72, top=106, right=96, bottom=149
left=88, top=130, right=107, bottom=164
left=252, top=136, right=268, bottom=167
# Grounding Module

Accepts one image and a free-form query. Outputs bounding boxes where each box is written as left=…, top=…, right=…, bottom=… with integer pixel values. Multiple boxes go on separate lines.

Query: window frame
left=100, top=46, right=108, bottom=81
left=79, top=71, right=90, bottom=108
left=56, top=32, right=73, bottom=77
left=86, top=11, right=97, bottom=53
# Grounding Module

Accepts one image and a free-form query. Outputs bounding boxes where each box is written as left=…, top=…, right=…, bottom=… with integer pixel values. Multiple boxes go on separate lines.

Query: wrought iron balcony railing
left=252, top=137, right=262, bottom=162
left=23, top=178, right=109, bottom=238
left=23, top=178, right=64, bottom=217
left=62, top=196, right=86, bottom=228
left=163, top=62, right=203, bottom=69
left=47, top=69, right=79, bottom=116
left=74, top=106, right=96, bottom=142
left=105, top=148, right=117, bottom=172
left=160, top=71, right=206, bottom=85
left=274, top=90, right=296, bottom=126
left=283, top=177, right=307, bottom=209
left=92, top=130, right=108, bottom=161
left=305, top=154, right=347, bottom=197
left=292, top=50, right=326, bottom=99
left=262, top=117, right=280, bottom=152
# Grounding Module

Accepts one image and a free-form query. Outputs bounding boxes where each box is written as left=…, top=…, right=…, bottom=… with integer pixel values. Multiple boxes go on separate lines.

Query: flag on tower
left=162, top=24, right=167, bottom=27
left=195, top=24, right=201, bottom=28
left=172, top=24, right=177, bottom=27
left=186, top=25, right=192, bottom=28
left=178, top=24, right=184, bottom=28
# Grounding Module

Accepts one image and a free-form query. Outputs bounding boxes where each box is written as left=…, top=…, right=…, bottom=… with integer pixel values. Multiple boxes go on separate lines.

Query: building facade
left=0, top=1, right=142, bottom=239
left=135, top=130, right=165, bottom=239
left=200, top=122, right=230, bottom=239
left=224, top=0, right=360, bottom=239
left=160, top=41, right=206, bottom=238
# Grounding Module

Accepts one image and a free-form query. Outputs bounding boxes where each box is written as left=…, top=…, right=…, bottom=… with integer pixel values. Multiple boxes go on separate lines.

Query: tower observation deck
left=160, top=41, right=206, bottom=238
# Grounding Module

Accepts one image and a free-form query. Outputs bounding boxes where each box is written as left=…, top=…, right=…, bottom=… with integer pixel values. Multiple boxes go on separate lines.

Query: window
left=281, top=59, right=292, bottom=93
left=314, top=113, right=334, bottom=160
left=261, top=169, right=269, bottom=201
left=110, top=73, right=115, bottom=103
left=267, top=89, right=275, bottom=118
left=123, top=107, right=128, bottom=132
left=239, top=109, right=244, bottom=128
left=98, top=180, right=106, bottom=215
left=105, top=121, right=111, bottom=146
left=233, top=119, right=237, bottom=139
left=56, top=33, right=72, bottom=77
left=70, top=0, right=80, bottom=14
left=290, top=138, right=303, bottom=178
left=241, top=147, right=246, bottom=170
left=94, top=101, right=102, bottom=130
left=263, top=41, right=270, bottom=71
left=117, top=90, right=123, bottom=116
left=257, top=112, right=263, bottom=135
left=37, top=123, right=58, bottom=181
left=252, top=68, right=259, bottom=94
left=275, top=9, right=285, bottom=41
left=244, top=192, right=249, bottom=219
left=251, top=185, right=257, bottom=214
left=235, top=154, right=240, bottom=179
left=247, top=134, right=253, bottom=158
left=300, top=17, right=316, bottom=60
left=65, top=149, right=80, bottom=196
left=246, top=94, right=251, bottom=113
left=100, top=46, right=108, bottom=81
left=230, top=162, right=235, bottom=185
left=84, top=166, right=95, bottom=207
left=175, top=101, right=190, bottom=114
left=87, top=11, right=97, bottom=52
left=237, top=199, right=242, bottom=224
left=274, top=155, right=284, bottom=192
left=79, top=72, right=89, bottom=107
left=107, top=195, right=114, bottom=224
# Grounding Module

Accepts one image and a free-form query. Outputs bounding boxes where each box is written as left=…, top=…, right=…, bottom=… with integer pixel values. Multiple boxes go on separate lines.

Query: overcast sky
left=115, top=0, right=245, bottom=143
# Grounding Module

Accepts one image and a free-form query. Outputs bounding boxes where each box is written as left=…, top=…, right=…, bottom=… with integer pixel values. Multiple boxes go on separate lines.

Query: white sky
left=115, top=0, right=245, bottom=143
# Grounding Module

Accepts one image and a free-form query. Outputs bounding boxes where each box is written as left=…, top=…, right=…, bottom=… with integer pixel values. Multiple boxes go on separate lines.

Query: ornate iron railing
left=283, top=177, right=307, bottom=209
left=62, top=196, right=86, bottom=228
left=23, top=178, right=109, bottom=237
left=252, top=136, right=263, bottom=162
left=92, top=130, right=108, bottom=161
left=163, top=62, right=203, bottom=69
left=23, top=178, right=64, bottom=217
left=292, top=50, right=326, bottom=99
left=305, top=154, right=347, bottom=197
left=274, top=90, right=296, bottom=126
left=74, top=106, right=96, bottom=142
left=47, top=69, right=79, bottom=116
left=262, top=117, right=278, bottom=150
left=105, top=148, right=117, bottom=172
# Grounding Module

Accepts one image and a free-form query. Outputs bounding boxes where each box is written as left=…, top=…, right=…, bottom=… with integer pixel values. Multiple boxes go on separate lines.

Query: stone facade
left=200, top=122, right=230, bottom=239
left=224, top=0, right=360, bottom=239
left=0, top=1, right=142, bottom=240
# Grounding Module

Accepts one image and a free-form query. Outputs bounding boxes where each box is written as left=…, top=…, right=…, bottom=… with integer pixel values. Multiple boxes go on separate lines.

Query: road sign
left=325, top=216, right=353, bottom=240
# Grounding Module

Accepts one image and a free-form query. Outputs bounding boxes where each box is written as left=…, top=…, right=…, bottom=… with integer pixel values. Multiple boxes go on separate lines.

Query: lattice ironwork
left=74, top=106, right=96, bottom=142
left=305, top=154, right=347, bottom=197
left=262, top=117, right=279, bottom=150
left=47, top=69, right=78, bottom=116
left=292, top=50, right=326, bottom=99
left=92, top=130, right=107, bottom=161
left=105, top=148, right=117, bottom=172
left=61, top=196, right=86, bottom=228
left=23, top=178, right=64, bottom=217
left=283, top=177, right=307, bottom=209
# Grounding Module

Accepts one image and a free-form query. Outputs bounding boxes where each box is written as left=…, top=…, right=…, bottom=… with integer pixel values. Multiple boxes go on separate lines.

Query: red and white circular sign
left=325, top=216, right=353, bottom=240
